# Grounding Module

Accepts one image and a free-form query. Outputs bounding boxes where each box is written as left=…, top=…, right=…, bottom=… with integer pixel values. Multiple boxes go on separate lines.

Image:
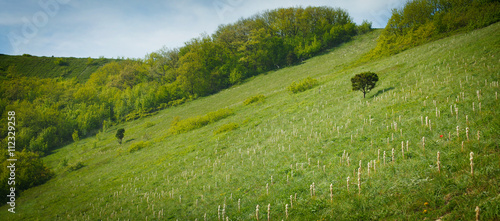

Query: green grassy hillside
left=2, top=23, right=499, bottom=220
left=0, top=54, right=117, bottom=82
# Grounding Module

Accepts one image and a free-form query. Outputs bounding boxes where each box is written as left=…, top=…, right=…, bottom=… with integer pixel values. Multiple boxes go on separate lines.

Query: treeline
left=0, top=54, right=116, bottom=81
left=365, top=0, right=500, bottom=59
left=0, top=6, right=369, bottom=156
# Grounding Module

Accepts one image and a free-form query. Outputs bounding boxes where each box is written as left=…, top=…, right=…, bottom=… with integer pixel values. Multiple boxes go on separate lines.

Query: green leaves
left=365, top=0, right=500, bottom=59
left=243, top=94, right=266, bottom=106
left=168, top=108, right=234, bottom=134
left=128, top=141, right=150, bottom=153
left=287, top=77, right=319, bottom=93
left=116, top=128, right=125, bottom=144
left=214, top=122, right=239, bottom=135
left=351, top=72, right=379, bottom=98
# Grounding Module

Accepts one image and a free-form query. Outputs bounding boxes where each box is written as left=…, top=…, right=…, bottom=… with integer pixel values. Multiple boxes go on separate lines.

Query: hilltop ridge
left=0, top=54, right=117, bottom=81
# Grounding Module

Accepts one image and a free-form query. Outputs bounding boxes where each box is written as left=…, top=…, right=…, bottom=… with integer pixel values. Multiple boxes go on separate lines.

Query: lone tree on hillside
left=351, top=72, right=379, bottom=98
left=116, top=128, right=125, bottom=144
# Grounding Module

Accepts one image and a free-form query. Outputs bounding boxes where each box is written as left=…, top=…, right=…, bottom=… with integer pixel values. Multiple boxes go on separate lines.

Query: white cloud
left=0, top=0, right=405, bottom=58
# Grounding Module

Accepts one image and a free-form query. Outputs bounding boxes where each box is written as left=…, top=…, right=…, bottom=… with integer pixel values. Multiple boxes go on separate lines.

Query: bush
left=357, top=20, right=372, bottom=35
left=54, top=57, right=68, bottom=66
left=0, top=149, right=53, bottom=200
left=145, top=121, right=156, bottom=128
left=59, top=158, right=68, bottom=168
left=214, top=122, right=239, bottom=135
left=287, top=77, right=319, bottom=93
left=243, top=94, right=266, bottom=105
left=67, top=161, right=85, bottom=171
left=229, top=69, right=243, bottom=85
left=168, top=108, right=234, bottom=134
left=128, top=141, right=151, bottom=153
left=86, top=57, right=95, bottom=66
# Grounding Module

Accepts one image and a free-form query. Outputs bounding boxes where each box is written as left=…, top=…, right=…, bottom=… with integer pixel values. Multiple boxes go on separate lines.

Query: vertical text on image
left=7, top=111, right=17, bottom=213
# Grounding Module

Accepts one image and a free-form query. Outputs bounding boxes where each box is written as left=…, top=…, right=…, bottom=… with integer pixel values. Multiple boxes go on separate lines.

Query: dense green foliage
left=127, top=141, right=150, bottom=153
left=287, top=77, right=319, bottom=93
left=72, top=130, right=79, bottom=143
left=0, top=149, right=53, bottom=203
left=115, top=129, right=125, bottom=144
left=168, top=108, right=234, bottom=134
left=214, top=122, right=240, bottom=135
left=365, top=0, right=500, bottom=59
left=243, top=94, right=266, bottom=105
left=351, top=72, right=379, bottom=98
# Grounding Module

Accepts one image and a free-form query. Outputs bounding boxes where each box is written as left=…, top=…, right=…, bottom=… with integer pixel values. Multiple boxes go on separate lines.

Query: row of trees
left=365, top=0, right=500, bottom=59
left=1, top=6, right=370, bottom=156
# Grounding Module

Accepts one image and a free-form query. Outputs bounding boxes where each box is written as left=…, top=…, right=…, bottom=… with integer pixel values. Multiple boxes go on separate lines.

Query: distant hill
left=0, top=54, right=117, bottom=82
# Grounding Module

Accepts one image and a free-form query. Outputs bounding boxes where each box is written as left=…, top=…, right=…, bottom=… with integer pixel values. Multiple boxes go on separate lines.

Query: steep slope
left=1, top=23, right=499, bottom=220
left=0, top=54, right=117, bottom=81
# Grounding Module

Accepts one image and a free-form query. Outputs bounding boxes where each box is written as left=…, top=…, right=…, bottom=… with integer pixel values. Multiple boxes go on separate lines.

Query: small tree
left=351, top=72, right=379, bottom=98
left=72, top=130, right=79, bottom=146
left=116, top=128, right=125, bottom=144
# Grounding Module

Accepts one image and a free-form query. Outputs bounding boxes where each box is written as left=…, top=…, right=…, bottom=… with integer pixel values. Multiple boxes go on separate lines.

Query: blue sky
left=0, top=0, right=404, bottom=59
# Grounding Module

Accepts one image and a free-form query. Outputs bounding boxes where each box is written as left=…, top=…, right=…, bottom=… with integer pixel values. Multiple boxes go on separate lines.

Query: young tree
left=72, top=130, right=79, bottom=146
left=116, top=128, right=125, bottom=144
left=351, top=72, right=378, bottom=98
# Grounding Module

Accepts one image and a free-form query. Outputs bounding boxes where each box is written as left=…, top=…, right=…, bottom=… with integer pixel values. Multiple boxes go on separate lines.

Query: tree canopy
left=116, top=128, right=125, bottom=144
left=365, top=0, right=500, bottom=59
left=351, top=72, right=379, bottom=98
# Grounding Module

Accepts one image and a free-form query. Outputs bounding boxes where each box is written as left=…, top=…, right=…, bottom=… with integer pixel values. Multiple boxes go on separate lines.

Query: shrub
left=128, top=141, right=151, bottom=153
left=11, top=150, right=53, bottom=189
left=168, top=108, right=234, bottom=134
left=287, top=77, right=319, bottom=93
left=357, top=20, right=372, bottom=35
left=86, top=57, right=94, bottom=66
left=54, top=57, right=68, bottom=66
left=243, top=94, right=266, bottom=105
left=214, top=122, right=239, bottom=135
left=67, top=161, right=85, bottom=171
left=59, top=158, right=68, bottom=168
left=145, top=121, right=156, bottom=128
left=364, top=0, right=500, bottom=60
left=0, top=150, right=53, bottom=203
left=72, top=130, right=79, bottom=143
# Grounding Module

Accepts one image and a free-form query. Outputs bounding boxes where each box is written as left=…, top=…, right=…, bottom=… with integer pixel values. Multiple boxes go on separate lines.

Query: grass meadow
left=1, top=23, right=499, bottom=220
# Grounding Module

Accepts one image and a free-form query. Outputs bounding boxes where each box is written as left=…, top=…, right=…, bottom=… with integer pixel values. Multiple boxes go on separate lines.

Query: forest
left=365, top=0, right=500, bottom=59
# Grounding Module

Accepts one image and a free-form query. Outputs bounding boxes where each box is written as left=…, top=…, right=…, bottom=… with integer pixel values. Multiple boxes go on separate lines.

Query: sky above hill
left=0, top=0, right=404, bottom=59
